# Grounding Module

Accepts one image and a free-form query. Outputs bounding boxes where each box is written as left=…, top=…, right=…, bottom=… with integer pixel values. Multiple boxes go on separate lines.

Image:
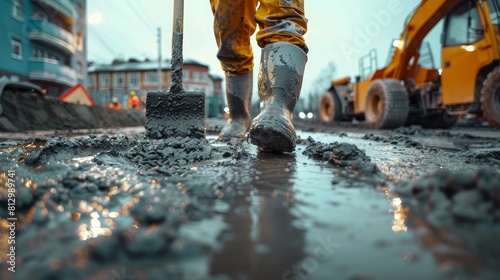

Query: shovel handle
left=170, top=0, right=184, bottom=93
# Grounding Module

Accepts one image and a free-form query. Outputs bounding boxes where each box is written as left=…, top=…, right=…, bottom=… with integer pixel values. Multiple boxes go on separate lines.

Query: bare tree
left=306, top=61, right=337, bottom=112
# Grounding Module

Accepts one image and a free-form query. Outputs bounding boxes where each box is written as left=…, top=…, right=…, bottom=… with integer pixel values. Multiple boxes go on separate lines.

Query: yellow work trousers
left=210, top=0, right=308, bottom=74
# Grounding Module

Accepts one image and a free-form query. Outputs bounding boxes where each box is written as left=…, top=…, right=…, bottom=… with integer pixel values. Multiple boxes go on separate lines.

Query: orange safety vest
left=128, top=96, right=141, bottom=110
left=108, top=102, right=122, bottom=110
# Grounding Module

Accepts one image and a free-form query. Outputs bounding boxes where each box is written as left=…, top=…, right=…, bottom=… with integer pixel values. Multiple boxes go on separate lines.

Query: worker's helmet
left=112, top=97, right=118, bottom=103
left=129, top=90, right=136, bottom=97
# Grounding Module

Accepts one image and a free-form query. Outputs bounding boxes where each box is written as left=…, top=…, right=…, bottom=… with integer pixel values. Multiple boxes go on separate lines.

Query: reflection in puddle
left=77, top=218, right=112, bottom=241
left=389, top=197, right=409, bottom=232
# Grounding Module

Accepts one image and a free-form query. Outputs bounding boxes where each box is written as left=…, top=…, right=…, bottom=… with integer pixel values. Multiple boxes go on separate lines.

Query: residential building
left=0, top=0, right=87, bottom=97
left=87, top=58, right=224, bottom=117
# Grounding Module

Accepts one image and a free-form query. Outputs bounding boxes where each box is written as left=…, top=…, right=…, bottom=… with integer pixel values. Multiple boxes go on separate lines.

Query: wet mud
left=302, top=139, right=380, bottom=176
left=392, top=168, right=500, bottom=277
left=0, top=123, right=499, bottom=280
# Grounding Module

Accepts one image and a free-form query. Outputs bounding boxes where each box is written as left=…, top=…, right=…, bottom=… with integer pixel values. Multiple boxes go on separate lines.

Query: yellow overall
left=210, top=0, right=308, bottom=74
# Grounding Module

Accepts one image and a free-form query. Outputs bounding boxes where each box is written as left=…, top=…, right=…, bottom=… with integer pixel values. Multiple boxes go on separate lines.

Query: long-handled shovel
left=145, top=0, right=205, bottom=139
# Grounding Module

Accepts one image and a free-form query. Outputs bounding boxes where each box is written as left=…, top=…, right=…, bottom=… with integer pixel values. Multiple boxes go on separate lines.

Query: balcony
left=29, top=20, right=75, bottom=55
left=29, top=58, right=77, bottom=87
left=31, top=0, right=77, bottom=23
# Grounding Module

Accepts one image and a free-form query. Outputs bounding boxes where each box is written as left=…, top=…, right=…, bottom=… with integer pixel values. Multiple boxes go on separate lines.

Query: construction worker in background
left=211, top=0, right=308, bottom=153
left=128, top=90, right=141, bottom=110
left=108, top=97, right=122, bottom=110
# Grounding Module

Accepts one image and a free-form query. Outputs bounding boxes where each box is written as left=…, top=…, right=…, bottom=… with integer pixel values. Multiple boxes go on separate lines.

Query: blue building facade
left=0, top=0, right=86, bottom=97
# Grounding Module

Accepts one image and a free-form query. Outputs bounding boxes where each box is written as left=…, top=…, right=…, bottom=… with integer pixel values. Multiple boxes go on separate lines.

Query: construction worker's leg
left=249, top=0, right=308, bottom=152
left=254, top=0, right=308, bottom=52
left=210, top=0, right=259, bottom=74
left=210, top=0, right=259, bottom=141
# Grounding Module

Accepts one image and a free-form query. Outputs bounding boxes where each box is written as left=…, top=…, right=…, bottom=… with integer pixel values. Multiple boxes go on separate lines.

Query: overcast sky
left=86, top=0, right=442, bottom=101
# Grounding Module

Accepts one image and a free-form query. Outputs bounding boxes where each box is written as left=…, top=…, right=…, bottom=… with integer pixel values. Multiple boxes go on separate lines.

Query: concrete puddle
left=0, top=129, right=498, bottom=279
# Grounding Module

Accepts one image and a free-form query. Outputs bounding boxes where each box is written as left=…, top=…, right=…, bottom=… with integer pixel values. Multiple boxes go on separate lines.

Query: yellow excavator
left=319, top=0, right=500, bottom=128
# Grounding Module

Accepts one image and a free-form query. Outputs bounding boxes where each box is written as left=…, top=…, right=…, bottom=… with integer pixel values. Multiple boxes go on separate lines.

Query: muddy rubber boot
left=218, top=71, right=253, bottom=142
left=249, top=42, right=307, bottom=153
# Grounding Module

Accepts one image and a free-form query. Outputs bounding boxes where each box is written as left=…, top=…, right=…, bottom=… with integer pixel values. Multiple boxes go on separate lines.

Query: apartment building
left=0, top=0, right=87, bottom=97
left=87, top=58, right=224, bottom=117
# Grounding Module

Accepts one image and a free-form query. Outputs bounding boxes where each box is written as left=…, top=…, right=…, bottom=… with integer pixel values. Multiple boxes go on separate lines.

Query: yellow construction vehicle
left=319, top=0, right=500, bottom=128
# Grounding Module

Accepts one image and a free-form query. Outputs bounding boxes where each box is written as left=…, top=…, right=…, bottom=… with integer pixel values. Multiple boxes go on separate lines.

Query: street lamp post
left=157, top=27, right=162, bottom=90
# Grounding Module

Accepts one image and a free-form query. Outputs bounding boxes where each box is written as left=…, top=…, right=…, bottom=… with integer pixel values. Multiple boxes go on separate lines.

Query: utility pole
left=157, top=27, right=162, bottom=90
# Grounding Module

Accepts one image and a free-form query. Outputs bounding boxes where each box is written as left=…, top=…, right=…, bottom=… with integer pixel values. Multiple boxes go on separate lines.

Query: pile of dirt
left=303, top=139, right=379, bottom=176
left=392, top=168, right=500, bottom=274
left=393, top=169, right=500, bottom=225
left=0, top=90, right=145, bottom=132
left=125, top=137, right=215, bottom=170
left=460, top=149, right=500, bottom=166
left=125, top=136, right=253, bottom=171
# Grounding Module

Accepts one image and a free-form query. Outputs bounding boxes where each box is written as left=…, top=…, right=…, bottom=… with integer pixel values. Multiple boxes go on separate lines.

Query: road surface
left=0, top=119, right=499, bottom=280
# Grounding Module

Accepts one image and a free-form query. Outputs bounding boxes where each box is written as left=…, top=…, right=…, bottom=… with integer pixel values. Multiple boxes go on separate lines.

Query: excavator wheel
left=481, top=67, right=500, bottom=128
left=365, top=79, right=409, bottom=129
left=420, top=112, right=458, bottom=129
left=319, top=90, right=345, bottom=123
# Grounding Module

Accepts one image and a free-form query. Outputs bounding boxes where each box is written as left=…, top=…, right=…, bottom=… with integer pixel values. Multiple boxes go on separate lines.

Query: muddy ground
left=0, top=119, right=499, bottom=280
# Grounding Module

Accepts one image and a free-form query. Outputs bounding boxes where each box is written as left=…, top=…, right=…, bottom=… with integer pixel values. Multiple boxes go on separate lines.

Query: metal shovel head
left=145, top=90, right=205, bottom=139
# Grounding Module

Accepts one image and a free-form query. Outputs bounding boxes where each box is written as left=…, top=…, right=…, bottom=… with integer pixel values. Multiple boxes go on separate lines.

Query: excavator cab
left=441, top=0, right=498, bottom=112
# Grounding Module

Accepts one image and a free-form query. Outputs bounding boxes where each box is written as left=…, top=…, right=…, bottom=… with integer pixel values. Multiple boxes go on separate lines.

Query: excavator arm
left=379, top=0, right=466, bottom=80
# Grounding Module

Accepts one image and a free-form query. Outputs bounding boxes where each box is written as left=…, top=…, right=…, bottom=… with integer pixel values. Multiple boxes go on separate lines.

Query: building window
left=76, top=33, right=83, bottom=50
left=11, top=39, right=22, bottom=60
left=146, top=72, right=157, bottom=84
left=193, top=72, right=200, bottom=82
left=128, top=72, right=139, bottom=87
left=33, top=48, right=42, bottom=58
left=100, top=74, right=109, bottom=87
left=200, top=73, right=207, bottom=82
left=12, top=0, right=22, bottom=20
left=114, top=73, right=124, bottom=87
left=183, top=70, right=190, bottom=81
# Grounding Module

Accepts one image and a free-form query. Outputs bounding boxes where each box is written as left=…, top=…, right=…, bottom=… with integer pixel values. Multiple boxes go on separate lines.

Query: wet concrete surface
left=0, top=119, right=499, bottom=280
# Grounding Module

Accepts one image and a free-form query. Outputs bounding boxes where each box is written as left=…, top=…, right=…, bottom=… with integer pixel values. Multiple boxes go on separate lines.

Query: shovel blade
left=145, top=90, right=205, bottom=139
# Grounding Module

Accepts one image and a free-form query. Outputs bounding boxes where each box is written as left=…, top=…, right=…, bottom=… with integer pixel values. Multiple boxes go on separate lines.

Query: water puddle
left=0, top=130, right=498, bottom=279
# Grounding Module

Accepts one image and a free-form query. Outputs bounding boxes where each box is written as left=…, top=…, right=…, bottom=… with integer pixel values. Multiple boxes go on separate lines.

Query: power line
left=131, top=0, right=159, bottom=27
left=88, top=27, right=119, bottom=58
left=87, top=52, right=108, bottom=64
left=103, top=4, right=148, bottom=56
left=124, top=0, right=157, bottom=34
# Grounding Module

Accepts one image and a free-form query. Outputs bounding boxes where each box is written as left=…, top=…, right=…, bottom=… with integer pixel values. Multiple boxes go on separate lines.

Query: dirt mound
left=303, top=140, right=379, bottom=175
left=460, top=149, right=500, bottom=166
left=393, top=169, right=500, bottom=224
left=0, top=90, right=145, bottom=132
left=125, top=137, right=216, bottom=170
